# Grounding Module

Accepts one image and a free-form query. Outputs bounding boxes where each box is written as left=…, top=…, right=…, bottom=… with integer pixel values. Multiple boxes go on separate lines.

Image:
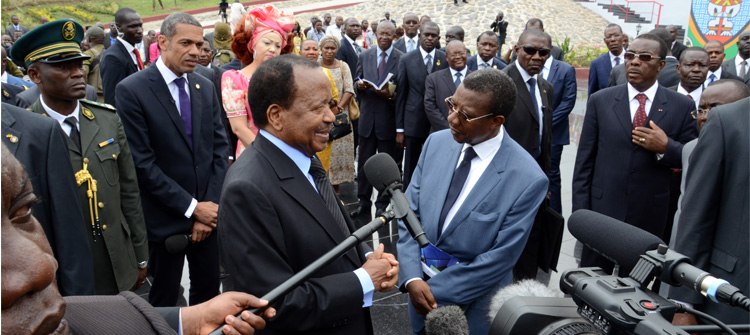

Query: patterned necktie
left=740, top=60, right=748, bottom=79
left=354, top=41, right=362, bottom=55
left=437, top=147, right=477, bottom=238
left=408, top=39, right=415, bottom=52
left=527, top=77, right=542, bottom=158
left=479, top=62, right=487, bottom=70
left=378, top=51, right=387, bottom=81
left=133, top=48, right=144, bottom=70
left=454, top=72, right=462, bottom=88
left=64, top=116, right=81, bottom=151
left=709, top=73, right=716, bottom=85
left=310, top=157, right=351, bottom=237
left=425, top=54, right=433, bottom=74
left=173, top=77, right=193, bottom=148
left=614, top=56, right=620, bottom=67
left=633, top=93, right=648, bottom=129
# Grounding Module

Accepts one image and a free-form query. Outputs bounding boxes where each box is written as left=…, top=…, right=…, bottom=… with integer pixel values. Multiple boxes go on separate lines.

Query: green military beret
left=10, top=19, right=90, bottom=68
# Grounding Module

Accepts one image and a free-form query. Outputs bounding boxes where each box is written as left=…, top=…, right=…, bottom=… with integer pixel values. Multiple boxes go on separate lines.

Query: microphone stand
left=208, top=210, right=397, bottom=335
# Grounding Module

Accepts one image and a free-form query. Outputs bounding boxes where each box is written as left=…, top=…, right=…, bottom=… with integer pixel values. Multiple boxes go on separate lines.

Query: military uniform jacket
left=82, top=45, right=105, bottom=97
left=31, top=99, right=148, bottom=293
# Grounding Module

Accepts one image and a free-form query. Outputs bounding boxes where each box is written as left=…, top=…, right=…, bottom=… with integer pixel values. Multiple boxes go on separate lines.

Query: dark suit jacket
left=115, top=65, right=229, bottom=242
left=336, top=37, right=359, bottom=83
left=218, top=134, right=372, bottom=335
left=1, top=82, right=28, bottom=108
left=658, top=57, right=680, bottom=88
left=423, top=68, right=470, bottom=132
left=722, top=57, right=750, bottom=88
left=572, top=85, right=698, bottom=240
left=395, top=48, right=448, bottom=138
left=669, top=97, right=749, bottom=324
left=588, top=52, right=614, bottom=97
left=101, top=39, right=139, bottom=106
left=502, top=63, right=554, bottom=174
left=671, top=41, right=687, bottom=61
left=393, top=37, right=412, bottom=54
left=355, top=46, right=403, bottom=140
left=1, top=103, right=95, bottom=296
left=103, top=35, right=114, bottom=49
left=6, top=25, right=29, bottom=41
left=18, top=84, right=99, bottom=106
left=608, top=63, right=626, bottom=87
left=466, top=55, right=507, bottom=71
left=547, top=59, right=577, bottom=146
left=65, top=291, right=178, bottom=335
left=193, top=64, right=237, bottom=157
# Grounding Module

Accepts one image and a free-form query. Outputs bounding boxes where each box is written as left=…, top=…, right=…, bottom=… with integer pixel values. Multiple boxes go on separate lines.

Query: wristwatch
left=138, top=260, right=148, bottom=269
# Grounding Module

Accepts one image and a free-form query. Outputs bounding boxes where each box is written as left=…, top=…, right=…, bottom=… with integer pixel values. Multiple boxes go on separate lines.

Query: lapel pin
left=195, top=84, right=200, bottom=90
left=6, top=134, right=18, bottom=143
left=492, top=65, right=497, bottom=69
left=436, top=60, right=441, bottom=66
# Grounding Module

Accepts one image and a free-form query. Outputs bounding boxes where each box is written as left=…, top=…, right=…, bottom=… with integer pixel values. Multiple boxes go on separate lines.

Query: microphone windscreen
left=425, top=305, right=469, bottom=335
left=487, top=279, right=561, bottom=320
left=569, top=209, right=664, bottom=271
left=363, top=152, right=402, bottom=192
left=165, top=234, right=189, bottom=254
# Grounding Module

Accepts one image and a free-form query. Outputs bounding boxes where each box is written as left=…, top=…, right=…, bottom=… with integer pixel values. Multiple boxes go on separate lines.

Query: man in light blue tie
left=393, top=13, right=420, bottom=54
left=703, top=40, right=744, bottom=88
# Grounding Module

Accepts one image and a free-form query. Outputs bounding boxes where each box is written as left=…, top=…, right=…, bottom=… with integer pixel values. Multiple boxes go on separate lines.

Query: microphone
left=425, top=305, right=469, bottom=335
left=165, top=234, right=191, bottom=254
left=568, top=209, right=663, bottom=272
left=487, top=279, right=562, bottom=320
left=569, top=209, right=750, bottom=311
left=364, top=153, right=429, bottom=248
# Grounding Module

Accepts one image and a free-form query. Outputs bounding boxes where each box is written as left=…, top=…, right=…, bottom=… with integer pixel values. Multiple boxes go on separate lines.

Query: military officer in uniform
left=12, top=19, right=149, bottom=294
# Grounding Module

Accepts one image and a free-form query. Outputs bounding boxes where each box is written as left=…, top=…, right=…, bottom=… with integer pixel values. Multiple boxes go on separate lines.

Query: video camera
left=490, top=210, right=750, bottom=335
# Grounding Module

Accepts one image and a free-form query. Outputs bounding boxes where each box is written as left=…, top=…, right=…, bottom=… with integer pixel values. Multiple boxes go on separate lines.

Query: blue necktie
left=437, top=147, right=477, bottom=238
left=173, top=77, right=193, bottom=148
left=408, top=39, right=415, bottom=52
left=527, top=77, right=542, bottom=158
left=454, top=72, right=462, bottom=88
left=614, top=56, right=620, bottom=66
left=709, top=73, right=716, bottom=85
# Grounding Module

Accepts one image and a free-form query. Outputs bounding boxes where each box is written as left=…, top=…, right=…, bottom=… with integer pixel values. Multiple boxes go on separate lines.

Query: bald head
left=445, top=26, right=465, bottom=43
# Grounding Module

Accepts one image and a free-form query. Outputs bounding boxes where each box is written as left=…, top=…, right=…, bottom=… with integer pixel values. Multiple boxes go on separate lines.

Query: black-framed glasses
left=519, top=45, right=551, bottom=57
left=445, top=96, right=494, bottom=122
left=623, top=52, right=661, bottom=62
left=690, top=108, right=710, bottom=119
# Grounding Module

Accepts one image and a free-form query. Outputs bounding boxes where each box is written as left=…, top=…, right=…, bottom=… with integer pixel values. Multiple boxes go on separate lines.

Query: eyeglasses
left=445, top=97, right=494, bottom=122
left=690, top=108, right=711, bottom=119
left=623, top=52, right=661, bottom=62
left=519, top=45, right=551, bottom=57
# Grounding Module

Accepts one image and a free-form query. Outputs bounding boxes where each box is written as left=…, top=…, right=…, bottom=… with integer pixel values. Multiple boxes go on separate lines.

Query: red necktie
left=633, top=93, right=648, bottom=129
left=133, top=48, right=144, bottom=70
left=686, top=94, right=693, bottom=101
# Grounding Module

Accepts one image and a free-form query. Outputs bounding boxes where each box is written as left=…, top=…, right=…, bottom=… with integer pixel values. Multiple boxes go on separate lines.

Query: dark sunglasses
left=519, top=45, right=551, bottom=57
left=623, top=52, right=661, bottom=62
left=404, top=20, right=418, bottom=25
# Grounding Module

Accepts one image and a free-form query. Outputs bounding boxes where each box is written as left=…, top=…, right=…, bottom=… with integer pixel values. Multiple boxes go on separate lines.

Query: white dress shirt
left=155, top=58, right=197, bottom=218
left=735, top=55, right=749, bottom=77
left=515, top=60, right=544, bottom=142
left=609, top=49, right=625, bottom=68
left=40, top=96, right=81, bottom=136
left=541, top=55, right=554, bottom=80
left=627, top=81, right=658, bottom=121
left=449, top=66, right=468, bottom=85
left=676, top=84, right=703, bottom=111
left=704, top=67, right=722, bottom=87
left=325, top=24, right=342, bottom=38
left=117, top=36, right=141, bottom=69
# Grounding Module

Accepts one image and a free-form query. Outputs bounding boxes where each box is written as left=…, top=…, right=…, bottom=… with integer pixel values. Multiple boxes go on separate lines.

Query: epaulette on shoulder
left=81, top=99, right=116, bottom=112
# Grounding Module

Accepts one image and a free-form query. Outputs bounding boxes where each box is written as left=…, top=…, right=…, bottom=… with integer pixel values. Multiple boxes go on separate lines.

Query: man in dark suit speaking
left=573, top=34, right=698, bottom=273
left=219, top=55, right=399, bottom=335
left=116, top=13, right=229, bottom=307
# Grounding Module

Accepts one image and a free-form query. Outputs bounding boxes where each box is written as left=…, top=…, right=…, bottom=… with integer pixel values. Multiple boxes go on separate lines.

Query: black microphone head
left=165, top=234, right=190, bottom=254
left=425, top=305, right=469, bottom=335
left=569, top=210, right=664, bottom=272
left=364, top=152, right=402, bottom=192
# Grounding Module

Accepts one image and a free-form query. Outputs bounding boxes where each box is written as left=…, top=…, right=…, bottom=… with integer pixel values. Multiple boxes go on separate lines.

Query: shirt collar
left=515, top=59, right=537, bottom=82
left=40, top=96, right=81, bottom=124
left=677, top=83, right=703, bottom=97
left=258, top=129, right=312, bottom=177
left=1, top=71, right=7, bottom=83
left=419, top=46, right=435, bottom=60
left=406, top=35, right=418, bottom=46
left=708, top=67, right=722, bottom=79
left=378, top=45, right=393, bottom=57
left=343, top=34, right=356, bottom=46
left=627, top=81, right=659, bottom=102
left=476, top=55, right=491, bottom=67
left=736, top=55, right=749, bottom=67
left=461, top=126, right=504, bottom=161
left=155, top=57, right=188, bottom=84
left=543, top=56, right=553, bottom=72
left=117, top=36, right=135, bottom=52
left=609, top=49, right=624, bottom=64
left=449, top=66, right=467, bottom=78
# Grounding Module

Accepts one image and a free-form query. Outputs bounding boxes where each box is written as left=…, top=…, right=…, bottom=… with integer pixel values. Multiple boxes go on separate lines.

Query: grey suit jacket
left=669, top=97, right=750, bottom=324
left=722, top=57, right=750, bottom=87
left=6, top=25, right=29, bottom=40
left=608, top=57, right=681, bottom=88
left=65, top=291, right=178, bottom=335
left=355, top=46, right=403, bottom=140
left=423, top=67, right=469, bottom=132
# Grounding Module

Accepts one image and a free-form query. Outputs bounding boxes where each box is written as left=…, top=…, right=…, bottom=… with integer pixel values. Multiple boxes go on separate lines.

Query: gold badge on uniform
left=6, top=134, right=18, bottom=143
left=81, top=107, right=95, bottom=120
left=62, top=21, right=76, bottom=41
left=3, top=90, right=9, bottom=98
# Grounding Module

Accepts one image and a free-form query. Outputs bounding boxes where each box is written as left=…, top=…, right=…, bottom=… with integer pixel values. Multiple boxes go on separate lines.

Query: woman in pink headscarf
left=221, top=5, right=295, bottom=158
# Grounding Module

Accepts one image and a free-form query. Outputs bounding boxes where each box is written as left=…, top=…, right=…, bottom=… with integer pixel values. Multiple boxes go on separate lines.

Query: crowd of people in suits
left=2, top=3, right=749, bottom=334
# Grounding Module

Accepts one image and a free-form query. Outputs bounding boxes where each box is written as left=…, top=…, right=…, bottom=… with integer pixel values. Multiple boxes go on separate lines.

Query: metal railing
left=608, top=0, right=663, bottom=26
